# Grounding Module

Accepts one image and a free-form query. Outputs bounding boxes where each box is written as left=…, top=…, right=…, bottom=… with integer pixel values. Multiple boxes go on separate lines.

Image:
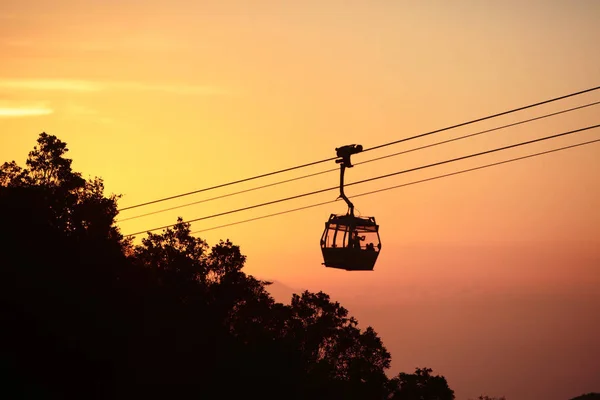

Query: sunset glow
left=1, top=1, right=599, bottom=399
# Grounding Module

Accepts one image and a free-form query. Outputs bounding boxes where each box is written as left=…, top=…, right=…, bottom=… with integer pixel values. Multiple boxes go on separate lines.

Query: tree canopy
left=1, top=133, right=458, bottom=399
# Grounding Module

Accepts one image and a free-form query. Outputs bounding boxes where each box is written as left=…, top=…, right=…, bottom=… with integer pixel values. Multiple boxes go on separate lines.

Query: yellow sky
left=1, top=1, right=599, bottom=399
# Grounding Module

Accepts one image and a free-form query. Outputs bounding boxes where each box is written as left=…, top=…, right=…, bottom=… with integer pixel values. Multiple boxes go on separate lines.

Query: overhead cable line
left=118, top=85, right=600, bottom=212
left=190, top=138, right=600, bottom=234
left=116, top=100, right=600, bottom=222
left=124, top=123, right=600, bottom=237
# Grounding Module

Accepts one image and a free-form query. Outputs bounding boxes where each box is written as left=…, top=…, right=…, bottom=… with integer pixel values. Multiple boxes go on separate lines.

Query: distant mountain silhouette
left=571, top=394, right=600, bottom=400
left=264, top=280, right=303, bottom=304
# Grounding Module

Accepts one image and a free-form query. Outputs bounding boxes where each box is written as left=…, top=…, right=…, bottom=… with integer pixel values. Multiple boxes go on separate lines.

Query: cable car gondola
left=320, top=144, right=382, bottom=271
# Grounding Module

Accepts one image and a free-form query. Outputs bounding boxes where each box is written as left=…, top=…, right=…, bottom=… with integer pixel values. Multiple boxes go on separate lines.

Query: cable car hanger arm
left=338, top=164, right=354, bottom=215
left=335, top=144, right=363, bottom=216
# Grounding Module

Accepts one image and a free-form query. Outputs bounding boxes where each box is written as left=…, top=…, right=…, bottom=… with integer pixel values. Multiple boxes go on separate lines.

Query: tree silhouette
left=385, top=367, right=455, bottom=400
left=1, top=132, right=458, bottom=400
left=470, top=396, right=507, bottom=400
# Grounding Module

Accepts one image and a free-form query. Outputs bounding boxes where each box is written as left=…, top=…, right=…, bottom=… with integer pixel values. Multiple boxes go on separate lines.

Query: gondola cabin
left=319, top=143, right=382, bottom=271
left=320, top=213, right=381, bottom=271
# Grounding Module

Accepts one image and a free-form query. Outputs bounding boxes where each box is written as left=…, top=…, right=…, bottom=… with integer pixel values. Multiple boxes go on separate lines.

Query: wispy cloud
left=61, top=103, right=114, bottom=124
left=0, top=107, right=53, bottom=117
left=0, top=79, right=231, bottom=96
left=3, top=34, right=194, bottom=52
left=0, top=79, right=102, bottom=92
left=63, top=104, right=100, bottom=116
left=114, top=82, right=229, bottom=96
left=0, top=99, right=53, bottom=118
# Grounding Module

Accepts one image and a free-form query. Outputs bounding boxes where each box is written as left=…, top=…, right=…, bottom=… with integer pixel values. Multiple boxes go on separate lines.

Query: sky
left=1, top=1, right=599, bottom=399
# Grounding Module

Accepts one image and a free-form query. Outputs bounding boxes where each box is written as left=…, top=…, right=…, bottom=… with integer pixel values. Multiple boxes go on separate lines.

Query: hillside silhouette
left=1, top=133, right=596, bottom=400
left=570, top=394, right=600, bottom=400
left=0, top=132, right=456, bottom=399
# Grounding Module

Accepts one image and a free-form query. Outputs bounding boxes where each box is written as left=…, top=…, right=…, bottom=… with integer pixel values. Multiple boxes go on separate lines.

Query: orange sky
left=1, top=1, right=599, bottom=399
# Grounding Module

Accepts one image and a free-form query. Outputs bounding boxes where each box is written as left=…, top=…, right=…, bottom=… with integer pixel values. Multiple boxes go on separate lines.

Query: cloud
left=0, top=107, right=53, bottom=117
left=0, top=79, right=231, bottom=96
left=61, top=103, right=114, bottom=124
left=63, top=104, right=99, bottom=116
left=113, top=82, right=230, bottom=96
left=0, top=99, right=53, bottom=118
left=4, top=33, right=195, bottom=53
left=0, top=79, right=102, bottom=92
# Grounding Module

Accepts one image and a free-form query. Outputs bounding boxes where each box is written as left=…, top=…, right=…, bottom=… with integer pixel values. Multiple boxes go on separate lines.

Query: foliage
left=1, top=132, right=455, bottom=400
left=387, top=367, right=455, bottom=400
left=470, top=396, right=507, bottom=400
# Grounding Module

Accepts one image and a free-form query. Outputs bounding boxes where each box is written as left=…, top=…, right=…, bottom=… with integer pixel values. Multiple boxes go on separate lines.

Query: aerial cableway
left=320, top=145, right=382, bottom=271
